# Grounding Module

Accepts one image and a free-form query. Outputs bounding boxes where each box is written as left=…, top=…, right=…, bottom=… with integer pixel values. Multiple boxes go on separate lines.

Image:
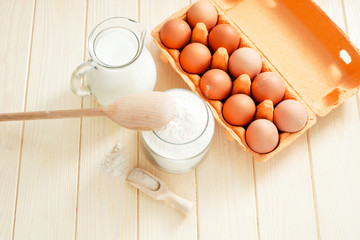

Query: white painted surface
left=0, top=0, right=359, bottom=239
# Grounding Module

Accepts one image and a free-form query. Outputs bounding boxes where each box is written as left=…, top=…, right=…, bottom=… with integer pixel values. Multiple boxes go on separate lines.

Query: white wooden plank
left=76, top=120, right=138, bottom=240
left=12, top=0, right=86, bottom=239
left=307, top=0, right=360, bottom=239
left=138, top=0, right=198, bottom=239
left=75, top=1, right=139, bottom=239
left=343, top=0, right=360, bottom=48
left=197, top=126, right=258, bottom=240
left=0, top=0, right=35, bottom=239
left=254, top=135, right=317, bottom=240
left=343, top=0, right=360, bottom=119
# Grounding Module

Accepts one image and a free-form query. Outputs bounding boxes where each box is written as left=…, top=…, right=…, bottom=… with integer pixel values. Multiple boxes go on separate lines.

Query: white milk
left=85, top=27, right=156, bottom=106
left=94, top=28, right=138, bottom=66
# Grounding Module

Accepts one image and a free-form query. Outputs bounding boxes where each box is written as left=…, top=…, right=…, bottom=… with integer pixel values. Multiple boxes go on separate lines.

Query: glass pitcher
left=70, top=17, right=157, bottom=106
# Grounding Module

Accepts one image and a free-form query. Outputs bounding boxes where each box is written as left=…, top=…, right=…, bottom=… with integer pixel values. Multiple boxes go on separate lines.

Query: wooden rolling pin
left=0, top=91, right=175, bottom=131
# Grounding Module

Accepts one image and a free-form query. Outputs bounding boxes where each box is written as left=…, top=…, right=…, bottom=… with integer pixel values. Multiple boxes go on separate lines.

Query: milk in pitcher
left=95, top=28, right=138, bottom=66
left=71, top=17, right=156, bottom=106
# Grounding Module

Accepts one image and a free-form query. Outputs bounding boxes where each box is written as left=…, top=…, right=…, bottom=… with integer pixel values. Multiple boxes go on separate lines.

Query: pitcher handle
left=70, top=60, right=96, bottom=97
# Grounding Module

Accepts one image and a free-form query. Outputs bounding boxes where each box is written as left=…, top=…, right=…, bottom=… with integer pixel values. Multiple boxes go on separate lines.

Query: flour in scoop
left=127, top=169, right=160, bottom=191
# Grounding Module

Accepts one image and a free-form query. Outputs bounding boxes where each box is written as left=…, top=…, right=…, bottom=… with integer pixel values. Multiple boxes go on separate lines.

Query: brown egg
left=187, top=1, right=218, bottom=30
left=159, top=19, right=191, bottom=49
left=200, top=69, right=232, bottom=100
left=208, top=24, right=240, bottom=55
left=229, top=47, right=262, bottom=79
left=222, top=94, right=256, bottom=126
left=274, top=100, right=308, bottom=132
left=180, top=43, right=211, bottom=74
left=251, top=72, right=286, bottom=105
left=246, top=119, right=279, bottom=154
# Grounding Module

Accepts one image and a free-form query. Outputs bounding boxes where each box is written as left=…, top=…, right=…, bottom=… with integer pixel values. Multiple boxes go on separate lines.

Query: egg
left=246, top=119, right=279, bottom=154
left=273, top=99, right=308, bottom=132
left=222, top=94, right=256, bottom=126
left=159, top=19, right=191, bottom=49
left=229, top=47, right=262, bottom=79
left=187, top=1, right=218, bottom=30
left=180, top=43, right=212, bottom=74
left=200, top=69, right=232, bottom=100
left=251, top=72, right=286, bottom=105
left=208, top=24, right=240, bottom=55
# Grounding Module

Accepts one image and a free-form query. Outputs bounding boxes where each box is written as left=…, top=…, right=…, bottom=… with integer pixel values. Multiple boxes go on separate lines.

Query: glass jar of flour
left=141, top=89, right=215, bottom=173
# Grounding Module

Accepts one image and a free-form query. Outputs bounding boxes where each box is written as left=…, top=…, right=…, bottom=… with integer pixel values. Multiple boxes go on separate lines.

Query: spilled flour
left=100, top=143, right=130, bottom=179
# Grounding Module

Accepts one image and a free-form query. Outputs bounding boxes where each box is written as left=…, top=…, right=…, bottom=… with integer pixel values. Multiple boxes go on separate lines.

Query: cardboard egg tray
left=151, top=0, right=360, bottom=161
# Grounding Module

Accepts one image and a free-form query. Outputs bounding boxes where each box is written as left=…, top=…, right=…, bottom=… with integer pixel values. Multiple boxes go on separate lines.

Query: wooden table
left=1, top=0, right=359, bottom=239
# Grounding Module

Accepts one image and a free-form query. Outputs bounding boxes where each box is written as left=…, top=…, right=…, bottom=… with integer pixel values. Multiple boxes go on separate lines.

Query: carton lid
left=214, top=0, right=360, bottom=117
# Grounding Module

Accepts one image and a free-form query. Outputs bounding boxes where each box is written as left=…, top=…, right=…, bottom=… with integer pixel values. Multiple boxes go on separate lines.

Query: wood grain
left=138, top=1, right=198, bottom=240
left=0, top=1, right=359, bottom=239
left=254, top=135, right=317, bottom=240
left=0, top=0, right=35, bottom=239
left=308, top=0, right=360, bottom=239
left=197, top=126, right=258, bottom=239
left=75, top=1, right=139, bottom=240
left=12, top=0, right=86, bottom=239
left=343, top=0, right=360, bottom=119
left=343, top=0, right=360, bottom=48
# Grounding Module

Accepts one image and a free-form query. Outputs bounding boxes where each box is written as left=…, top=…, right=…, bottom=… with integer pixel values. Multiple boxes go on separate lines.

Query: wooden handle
left=0, top=108, right=105, bottom=121
left=160, top=191, right=194, bottom=215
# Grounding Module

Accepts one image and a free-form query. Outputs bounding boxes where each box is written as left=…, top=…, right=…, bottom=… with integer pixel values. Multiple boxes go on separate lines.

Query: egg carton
left=151, top=0, right=360, bottom=161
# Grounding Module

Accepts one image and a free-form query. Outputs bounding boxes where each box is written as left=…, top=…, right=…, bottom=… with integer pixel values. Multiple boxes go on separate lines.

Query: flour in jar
left=154, top=90, right=208, bottom=144
left=141, top=89, right=214, bottom=171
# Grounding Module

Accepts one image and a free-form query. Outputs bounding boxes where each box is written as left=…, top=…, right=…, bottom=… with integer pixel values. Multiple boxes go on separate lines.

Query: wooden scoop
left=127, top=168, right=193, bottom=215
left=0, top=91, right=175, bottom=131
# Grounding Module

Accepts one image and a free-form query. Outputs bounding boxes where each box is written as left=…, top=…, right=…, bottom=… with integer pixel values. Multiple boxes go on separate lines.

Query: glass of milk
left=141, top=89, right=215, bottom=173
left=70, top=17, right=156, bottom=106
